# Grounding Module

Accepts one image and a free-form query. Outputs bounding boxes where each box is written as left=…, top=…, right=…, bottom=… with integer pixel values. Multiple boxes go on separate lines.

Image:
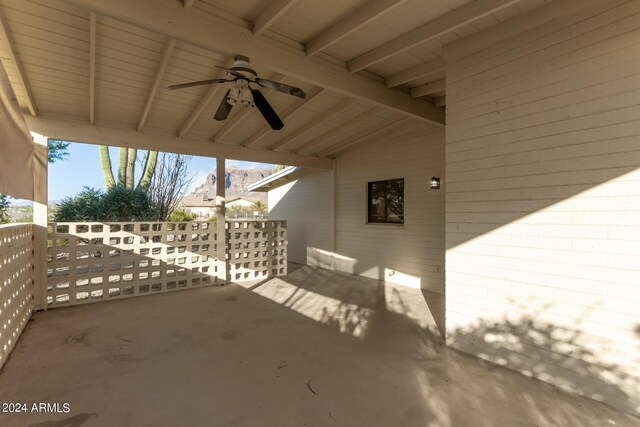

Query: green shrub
left=101, top=186, right=157, bottom=221
left=53, top=187, right=104, bottom=222
left=53, top=186, right=157, bottom=222
left=168, top=208, right=197, bottom=222
left=0, top=194, right=9, bottom=224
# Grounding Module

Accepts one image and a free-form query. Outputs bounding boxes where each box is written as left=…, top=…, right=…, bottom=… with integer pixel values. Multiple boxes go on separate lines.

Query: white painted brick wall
left=334, top=127, right=445, bottom=292
left=267, top=126, right=445, bottom=293
left=445, top=0, right=640, bottom=414
left=268, top=170, right=333, bottom=266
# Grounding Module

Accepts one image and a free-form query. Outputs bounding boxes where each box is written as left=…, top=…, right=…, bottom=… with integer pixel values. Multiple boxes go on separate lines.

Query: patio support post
left=330, top=158, right=337, bottom=270
left=216, top=157, right=227, bottom=282
left=32, top=133, right=48, bottom=310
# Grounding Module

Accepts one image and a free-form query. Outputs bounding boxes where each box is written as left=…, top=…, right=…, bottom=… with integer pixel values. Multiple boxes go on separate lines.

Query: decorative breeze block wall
left=47, top=222, right=219, bottom=308
left=0, top=224, right=34, bottom=369
left=227, top=220, right=287, bottom=282
left=46, top=220, right=288, bottom=308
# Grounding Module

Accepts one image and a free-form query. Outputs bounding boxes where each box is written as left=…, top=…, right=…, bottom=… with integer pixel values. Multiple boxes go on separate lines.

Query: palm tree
left=251, top=201, right=267, bottom=215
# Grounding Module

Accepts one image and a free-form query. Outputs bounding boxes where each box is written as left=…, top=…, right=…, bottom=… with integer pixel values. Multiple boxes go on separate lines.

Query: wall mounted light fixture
left=430, top=177, right=440, bottom=189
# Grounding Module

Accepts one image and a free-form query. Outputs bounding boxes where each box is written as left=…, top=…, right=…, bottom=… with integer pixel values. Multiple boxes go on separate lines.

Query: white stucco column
left=31, top=133, right=48, bottom=310
left=215, top=157, right=227, bottom=282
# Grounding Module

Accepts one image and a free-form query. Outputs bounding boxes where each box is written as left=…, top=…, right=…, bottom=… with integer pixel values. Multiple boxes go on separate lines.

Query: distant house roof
left=247, top=166, right=315, bottom=192
left=179, top=194, right=216, bottom=208
left=227, top=197, right=252, bottom=204
left=181, top=196, right=258, bottom=207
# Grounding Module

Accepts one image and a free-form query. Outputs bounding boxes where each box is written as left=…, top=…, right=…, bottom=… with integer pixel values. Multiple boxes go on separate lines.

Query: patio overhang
left=247, top=166, right=317, bottom=192
left=25, top=116, right=333, bottom=170
left=0, top=0, right=460, bottom=168
left=58, top=0, right=446, bottom=126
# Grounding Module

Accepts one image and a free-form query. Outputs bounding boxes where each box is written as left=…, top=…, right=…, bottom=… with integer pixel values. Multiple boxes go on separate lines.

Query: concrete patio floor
left=0, top=265, right=637, bottom=427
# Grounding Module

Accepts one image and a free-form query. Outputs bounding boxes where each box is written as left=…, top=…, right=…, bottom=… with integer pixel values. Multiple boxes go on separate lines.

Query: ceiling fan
left=167, top=55, right=305, bottom=130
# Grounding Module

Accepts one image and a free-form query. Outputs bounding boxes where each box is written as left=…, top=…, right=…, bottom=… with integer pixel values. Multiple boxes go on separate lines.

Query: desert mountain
left=181, top=166, right=271, bottom=206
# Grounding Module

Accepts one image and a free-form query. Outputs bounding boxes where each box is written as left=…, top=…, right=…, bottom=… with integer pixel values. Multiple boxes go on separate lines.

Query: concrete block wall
left=444, top=0, right=640, bottom=414
left=0, top=224, right=34, bottom=370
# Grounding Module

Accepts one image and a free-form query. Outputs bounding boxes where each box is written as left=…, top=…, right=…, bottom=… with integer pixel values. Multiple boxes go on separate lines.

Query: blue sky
left=48, top=142, right=275, bottom=201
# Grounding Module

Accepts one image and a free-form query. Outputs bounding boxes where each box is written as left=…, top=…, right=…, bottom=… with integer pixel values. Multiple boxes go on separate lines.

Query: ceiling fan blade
left=214, top=66, right=246, bottom=79
left=255, top=78, right=306, bottom=98
left=251, top=89, right=284, bottom=130
left=167, top=78, right=229, bottom=90
left=214, top=90, right=233, bottom=121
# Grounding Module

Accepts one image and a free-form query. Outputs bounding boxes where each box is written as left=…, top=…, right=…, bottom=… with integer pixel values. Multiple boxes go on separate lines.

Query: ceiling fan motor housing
left=230, top=55, right=257, bottom=80
left=234, top=54, right=251, bottom=64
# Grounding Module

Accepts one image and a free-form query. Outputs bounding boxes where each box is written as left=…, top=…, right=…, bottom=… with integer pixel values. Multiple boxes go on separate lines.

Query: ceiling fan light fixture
left=240, top=86, right=254, bottom=107
left=168, top=55, right=306, bottom=130
left=227, top=86, right=240, bottom=105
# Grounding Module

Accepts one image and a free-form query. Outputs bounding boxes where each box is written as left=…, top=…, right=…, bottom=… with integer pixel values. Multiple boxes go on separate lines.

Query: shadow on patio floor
left=0, top=264, right=637, bottom=427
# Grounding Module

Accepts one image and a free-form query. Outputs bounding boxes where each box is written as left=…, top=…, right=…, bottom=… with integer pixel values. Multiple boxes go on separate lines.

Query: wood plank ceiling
left=0, top=0, right=552, bottom=162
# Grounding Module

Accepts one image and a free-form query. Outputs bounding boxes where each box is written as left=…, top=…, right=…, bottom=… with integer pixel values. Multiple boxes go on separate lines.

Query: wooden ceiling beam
left=183, top=0, right=197, bottom=9
left=295, top=107, right=382, bottom=155
left=305, top=0, right=407, bottom=57
left=89, top=11, right=96, bottom=124
left=268, top=98, right=357, bottom=151
left=137, top=37, right=176, bottom=131
left=26, top=115, right=333, bottom=170
left=242, top=86, right=324, bottom=147
left=177, top=77, right=224, bottom=137
left=63, top=0, right=444, bottom=125
left=410, top=78, right=445, bottom=98
left=177, top=59, right=236, bottom=138
left=347, top=0, right=520, bottom=72
left=212, top=108, right=252, bottom=142
left=385, top=57, right=444, bottom=88
left=320, top=117, right=409, bottom=157
left=0, top=8, right=37, bottom=116
left=252, top=0, right=299, bottom=36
